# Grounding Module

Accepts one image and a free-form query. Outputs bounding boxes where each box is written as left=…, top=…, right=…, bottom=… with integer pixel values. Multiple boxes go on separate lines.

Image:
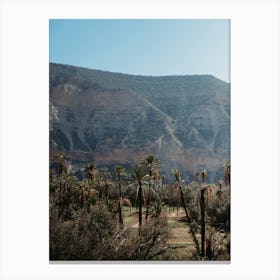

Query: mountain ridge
left=49, top=63, right=230, bottom=182
left=50, top=62, right=228, bottom=83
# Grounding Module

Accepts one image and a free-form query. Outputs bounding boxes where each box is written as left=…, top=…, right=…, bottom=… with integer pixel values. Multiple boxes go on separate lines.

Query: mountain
left=49, top=63, right=230, bottom=182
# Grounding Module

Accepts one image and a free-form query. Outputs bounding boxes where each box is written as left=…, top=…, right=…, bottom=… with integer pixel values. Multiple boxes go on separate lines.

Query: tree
left=114, top=165, right=126, bottom=225
left=172, top=169, right=191, bottom=222
left=224, top=161, right=230, bottom=187
left=172, top=169, right=200, bottom=257
left=84, top=163, right=97, bottom=182
left=194, top=172, right=200, bottom=184
left=198, top=185, right=214, bottom=258
left=53, top=154, right=70, bottom=175
left=133, top=165, right=148, bottom=227
left=100, top=168, right=111, bottom=206
left=76, top=180, right=89, bottom=208
left=141, top=155, right=161, bottom=221
left=201, top=169, right=208, bottom=184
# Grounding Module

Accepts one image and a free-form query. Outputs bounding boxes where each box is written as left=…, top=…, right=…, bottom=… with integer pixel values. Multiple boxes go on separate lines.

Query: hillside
left=49, top=63, right=230, bottom=181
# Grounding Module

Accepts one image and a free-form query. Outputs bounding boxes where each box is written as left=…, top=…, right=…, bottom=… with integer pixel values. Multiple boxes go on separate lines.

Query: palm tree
left=201, top=169, right=208, bottom=184
left=53, top=154, right=70, bottom=175
left=216, top=178, right=223, bottom=202
left=57, top=172, right=78, bottom=219
left=114, top=165, right=126, bottom=225
left=141, top=155, right=161, bottom=221
left=200, top=186, right=206, bottom=258
left=224, top=161, right=230, bottom=187
left=84, top=163, right=97, bottom=182
left=197, top=169, right=214, bottom=258
left=172, top=169, right=200, bottom=256
left=76, top=180, right=89, bottom=208
left=172, top=169, right=191, bottom=222
left=142, top=155, right=161, bottom=177
left=133, top=164, right=148, bottom=227
left=194, top=172, right=200, bottom=184
left=199, top=185, right=214, bottom=258
left=100, top=168, right=111, bottom=206
left=58, top=171, right=75, bottom=203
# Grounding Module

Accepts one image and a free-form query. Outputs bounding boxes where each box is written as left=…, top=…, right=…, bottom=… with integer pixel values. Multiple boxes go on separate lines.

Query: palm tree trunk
left=145, top=170, right=152, bottom=221
left=179, top=184, right=191, bottom=222
left=105, top=184, right=109, bottom=206
left=200, top=188, right=206, bottom=258
left=145, top=187, right=150, bottom=221
left=118, top=200, right=123, bottom=225
left=139, top=182, right=143, bottom=227
left=178, top=184, right=200, bottom=257
left=118, top=173, right=123, bottom=225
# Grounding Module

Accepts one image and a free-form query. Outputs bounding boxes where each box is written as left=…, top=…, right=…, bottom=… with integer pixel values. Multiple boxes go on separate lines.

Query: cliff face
left=50, top=63, right=230, bottom=181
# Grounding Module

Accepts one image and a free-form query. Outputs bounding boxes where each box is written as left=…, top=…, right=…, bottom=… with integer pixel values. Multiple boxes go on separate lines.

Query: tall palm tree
left=224, top=160, right=230, bottom=187
left=84, top=163, right=97, bottom=182
left=53, top=154, right=70, bottom=175
left=201, top=169, right=208, bottom=184
left=133, top=164, right=148, bottom=227
left=200, top=186, right=206, bottom=258
left=114, top=165, right=126, bottom=225
left=216, top=178, right=223, bottom=203
left=100, top=168, right=111, bottom=206
left=199, top=185, right=214, bottom=258
left=194, top=172, right=200, bottom=184
left=142, top=155, right=161, bottom=177
left=57, top=172, right=78, bottom=219
left=76, top=180, right=89, bottom=208
left=141, top=155, right=161, bottom=221
left=172, top=169, right=191, bottom=222
left=172, top=169, right=200, bottom=256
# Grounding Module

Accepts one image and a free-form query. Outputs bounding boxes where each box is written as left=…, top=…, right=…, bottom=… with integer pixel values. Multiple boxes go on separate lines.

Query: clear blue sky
left=49, top=19, right=230, bottom=82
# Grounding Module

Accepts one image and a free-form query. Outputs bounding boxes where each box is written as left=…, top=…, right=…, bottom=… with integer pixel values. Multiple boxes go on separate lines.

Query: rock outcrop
left=50, top=63, right=230, bottom=182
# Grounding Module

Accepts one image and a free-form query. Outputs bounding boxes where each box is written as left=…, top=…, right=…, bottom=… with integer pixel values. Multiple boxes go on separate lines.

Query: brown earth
left=123, top=206, right=196, bottom=260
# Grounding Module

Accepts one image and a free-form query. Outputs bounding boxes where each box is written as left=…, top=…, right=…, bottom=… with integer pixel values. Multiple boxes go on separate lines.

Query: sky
left=49, top=19, right=230, bottom=82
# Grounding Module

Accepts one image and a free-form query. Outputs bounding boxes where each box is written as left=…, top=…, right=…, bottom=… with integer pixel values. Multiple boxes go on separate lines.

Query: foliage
left=49, top=154, right=230, bottom=261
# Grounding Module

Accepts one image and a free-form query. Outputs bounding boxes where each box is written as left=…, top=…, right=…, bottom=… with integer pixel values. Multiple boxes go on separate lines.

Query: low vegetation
left=50, top=154, right=230, bottom=261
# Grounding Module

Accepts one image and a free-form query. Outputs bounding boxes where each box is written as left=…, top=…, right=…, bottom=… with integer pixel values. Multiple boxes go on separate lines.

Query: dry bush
left=50, top=201, right=126, bottom=260
left=50, top=197, right=171, bottom=260
left=206, top=187, right=230, bottom=233
left=139, top=214, right=170, bottom=259
left=205, top=226, right=230, bottom=260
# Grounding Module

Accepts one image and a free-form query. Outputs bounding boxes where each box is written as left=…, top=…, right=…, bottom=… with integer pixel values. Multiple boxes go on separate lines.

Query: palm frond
left=172, top=169, right=181, bottom=183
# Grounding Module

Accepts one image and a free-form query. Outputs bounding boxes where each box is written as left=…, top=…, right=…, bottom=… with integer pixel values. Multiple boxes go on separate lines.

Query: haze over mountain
left=49, top=63, right=230, bottom=182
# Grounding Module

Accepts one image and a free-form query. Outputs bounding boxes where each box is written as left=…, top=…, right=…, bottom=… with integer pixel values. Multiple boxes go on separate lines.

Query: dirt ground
left=123, top=206, right=196, bottom=259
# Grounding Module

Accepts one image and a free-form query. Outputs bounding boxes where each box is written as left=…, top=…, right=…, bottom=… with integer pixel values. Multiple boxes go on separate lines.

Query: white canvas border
left=0, top=0, right=279, bottom=279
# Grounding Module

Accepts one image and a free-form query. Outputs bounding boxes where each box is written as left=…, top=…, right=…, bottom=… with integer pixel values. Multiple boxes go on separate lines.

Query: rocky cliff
left=49, top=63, right=230, bottom=182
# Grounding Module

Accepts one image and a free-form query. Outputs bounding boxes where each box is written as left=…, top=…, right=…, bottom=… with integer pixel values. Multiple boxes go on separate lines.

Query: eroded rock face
left=49, top=63, right=230, bottom=182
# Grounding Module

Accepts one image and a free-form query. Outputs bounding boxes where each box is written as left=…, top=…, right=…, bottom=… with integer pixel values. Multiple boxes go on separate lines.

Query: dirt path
left=123, top=207, right=196, bottom=259
left=166, top=208, right=196, bottom=259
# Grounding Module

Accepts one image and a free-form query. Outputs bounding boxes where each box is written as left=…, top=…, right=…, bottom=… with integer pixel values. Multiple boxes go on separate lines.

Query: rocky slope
left=49, top=63, right=230, bottom=181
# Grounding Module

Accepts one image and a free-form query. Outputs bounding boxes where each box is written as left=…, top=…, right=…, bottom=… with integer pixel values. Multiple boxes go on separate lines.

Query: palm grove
left=50, top=154, right=230, bottom=260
